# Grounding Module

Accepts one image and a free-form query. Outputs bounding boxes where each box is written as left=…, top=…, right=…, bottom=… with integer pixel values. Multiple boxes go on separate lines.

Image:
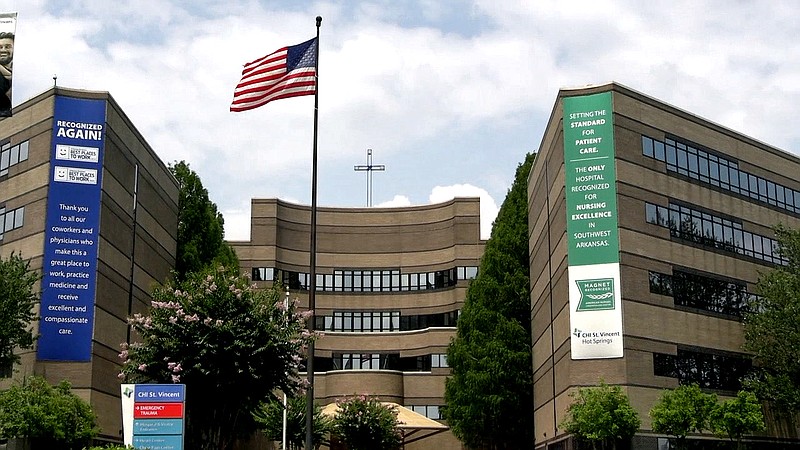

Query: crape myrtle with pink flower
left=118, top=266, right=316, bottom=450
left=331, top=395, right=403, bottom=450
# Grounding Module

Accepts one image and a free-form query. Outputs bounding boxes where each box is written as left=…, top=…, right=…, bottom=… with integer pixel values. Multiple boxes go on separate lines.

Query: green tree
left=649, top=384, right=717, bottom=450
left=743, top=225, right=800, bottom=414
left=0, top=252, right=38, bottom=374
left=119, top=269, right=314, bottom=450
left=331, top=395, right=402, bottom=450
left=254, top=395, right=330, bottom=449
left=170, top=160, right=238, bottom=280
left=561, top=382, right=640, bottom=450
left=709, top=390, right=765, bottom=450
left=0, top=376, right=98, bottom=449
left=444, top=153, right=535, bottom=449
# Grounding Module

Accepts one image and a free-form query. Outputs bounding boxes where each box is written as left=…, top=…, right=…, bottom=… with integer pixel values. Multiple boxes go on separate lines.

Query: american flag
left=230, top=37, right=317, bottom=112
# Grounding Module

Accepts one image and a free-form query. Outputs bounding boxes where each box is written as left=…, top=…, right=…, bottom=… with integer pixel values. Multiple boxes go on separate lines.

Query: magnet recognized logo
left=575, top=278, right=615, bottom=311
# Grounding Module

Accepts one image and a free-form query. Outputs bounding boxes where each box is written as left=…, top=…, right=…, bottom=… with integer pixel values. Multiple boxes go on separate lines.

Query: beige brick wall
left=529, top=82, right=800, bottom=446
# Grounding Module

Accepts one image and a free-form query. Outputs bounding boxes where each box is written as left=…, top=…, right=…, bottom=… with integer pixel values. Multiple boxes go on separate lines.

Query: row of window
left=642, top=136, right=800, bottom=216
left=0, top=206, right=24, bottom=241
left=408, top=405, right=443, bottom=420
left=315, top=353, right=446, bottom=372
left=0, top=140, right=29, bottom=177
left=649, top=269, right=757, bottom=318
left=315, top=310, right=459, bottom=333
left=645, top=202, right=787, bottom=265
left=653, top=347, right=751, bottom=391
left=252, top=266, right=479, bottom=292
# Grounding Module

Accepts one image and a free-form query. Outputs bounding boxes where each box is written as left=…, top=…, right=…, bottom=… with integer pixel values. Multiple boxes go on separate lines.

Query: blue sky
left=3, top=0, right=800, bottom=240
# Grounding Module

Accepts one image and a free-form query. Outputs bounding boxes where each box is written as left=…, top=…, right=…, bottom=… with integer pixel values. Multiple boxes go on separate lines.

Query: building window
left=653, top=347, right=751, bottom=391
left=0, top=140, right=29, bottom=177
left=642, top=135, right=800, bottom=216
left=399, top=310, right=459, bottom=331
left=315, top=354, right=433, bottom=372
left=648, top=271, right=673, bottom=297
left=410, top=355, right=432, bottom=372
left=645, top=201, right=786, bottom=265
left=315, top=310, right=458, bottom=333
left=457, top=266, right=479, bottom=280
left=0, top=205, right=25, bottom=241
left=649, top=270, right=757, bottom=318
left=408, top=405, right=442, bottom=420
left=253, top=266, right=478, bottom=293
left=431, top=354, right=448, bottom=368
left=251, top=267, right=274, bottom=281
left=331, top=353, right=399, bottom=370
left=325, top=311, right=400, bottom=332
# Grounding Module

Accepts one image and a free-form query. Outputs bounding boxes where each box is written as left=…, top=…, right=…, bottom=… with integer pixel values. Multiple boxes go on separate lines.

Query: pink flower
left=171, top=374, right=181, bottom=383
left=138, top=364, right=148, bottom=371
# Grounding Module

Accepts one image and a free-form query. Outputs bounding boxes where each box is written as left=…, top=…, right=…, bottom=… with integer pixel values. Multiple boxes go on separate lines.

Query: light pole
left=283, top=287, right=289, bottom=449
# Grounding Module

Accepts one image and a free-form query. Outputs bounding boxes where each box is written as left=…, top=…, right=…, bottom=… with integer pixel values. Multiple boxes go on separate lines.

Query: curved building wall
left=231, top=197, right=484, bottom=450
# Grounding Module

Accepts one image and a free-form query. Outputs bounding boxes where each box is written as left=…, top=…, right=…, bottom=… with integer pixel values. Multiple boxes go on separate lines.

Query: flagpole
left=305, top=15, right=322, bottom=450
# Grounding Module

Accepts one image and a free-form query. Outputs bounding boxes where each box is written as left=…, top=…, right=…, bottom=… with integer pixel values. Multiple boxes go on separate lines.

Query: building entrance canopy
left=321, top=401, right=448, bottom=445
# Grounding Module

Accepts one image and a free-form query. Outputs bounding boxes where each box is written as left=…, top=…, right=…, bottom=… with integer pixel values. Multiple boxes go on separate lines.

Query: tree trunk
left=6, top=438, right=31, bottom=450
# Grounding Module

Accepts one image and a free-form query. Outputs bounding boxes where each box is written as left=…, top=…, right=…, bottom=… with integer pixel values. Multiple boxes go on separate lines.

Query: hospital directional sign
left=123, top=384, right=186, bottom=450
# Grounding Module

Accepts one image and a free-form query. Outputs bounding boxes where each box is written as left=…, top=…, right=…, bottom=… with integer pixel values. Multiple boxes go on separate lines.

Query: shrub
left=331, top=395, right=402, bottom=450
left=0, top=376, right=98, bottom=449
left=561, top=382, right=640, bottom=450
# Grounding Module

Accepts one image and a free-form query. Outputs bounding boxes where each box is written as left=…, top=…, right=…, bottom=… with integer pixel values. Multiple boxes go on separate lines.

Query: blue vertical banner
left=37, top=95, right=106, bottom=361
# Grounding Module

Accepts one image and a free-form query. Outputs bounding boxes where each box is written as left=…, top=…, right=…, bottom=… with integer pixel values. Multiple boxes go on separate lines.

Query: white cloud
left=5, top=0, right=800, bottom=248
left=221, top=199, right=252, bottom=242
left=376, top=195, right=412, bottom=208
left=429, top=184, right=498, bottom=239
